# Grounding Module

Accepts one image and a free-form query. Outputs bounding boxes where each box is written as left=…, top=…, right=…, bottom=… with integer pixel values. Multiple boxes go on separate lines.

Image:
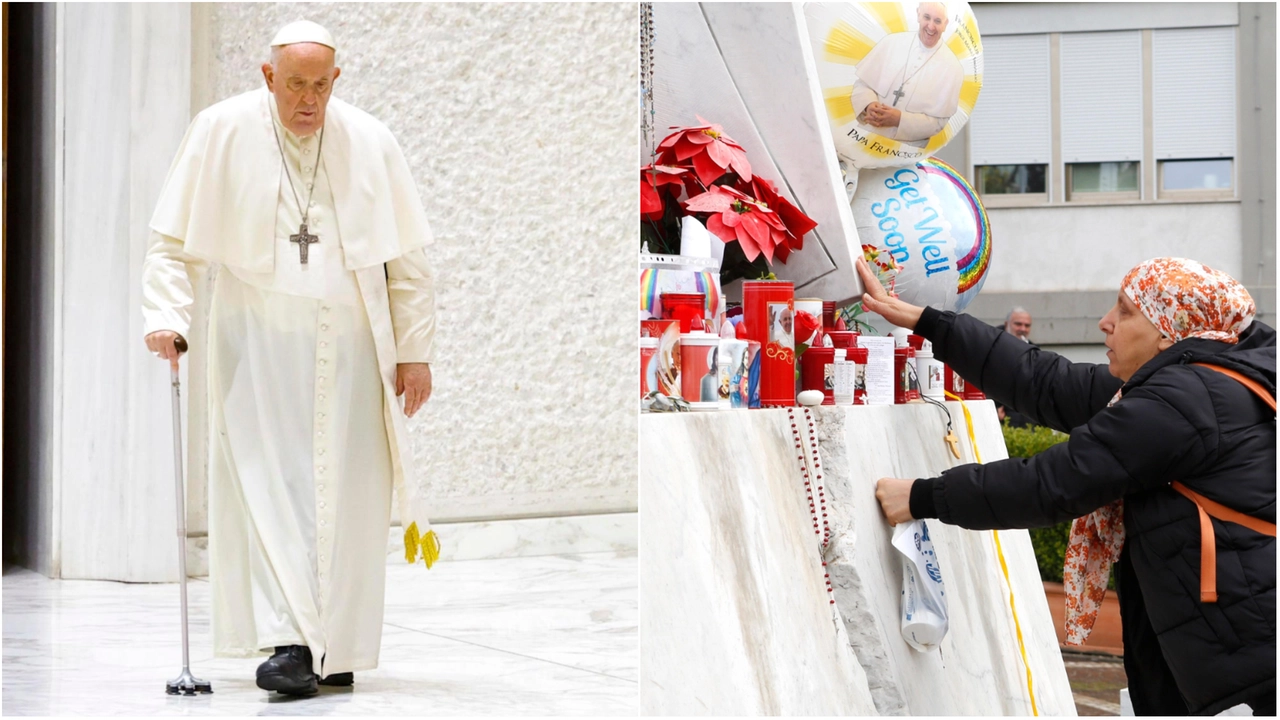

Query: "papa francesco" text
left=869, top=169, right=950, bottom=277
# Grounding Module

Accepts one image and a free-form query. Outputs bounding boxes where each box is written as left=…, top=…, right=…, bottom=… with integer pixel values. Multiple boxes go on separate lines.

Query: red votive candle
left=741, top=280, right=795, bottom=407
left=801, top=346, right=836, bottom=405
left=661, top=293, right=706, bottom=334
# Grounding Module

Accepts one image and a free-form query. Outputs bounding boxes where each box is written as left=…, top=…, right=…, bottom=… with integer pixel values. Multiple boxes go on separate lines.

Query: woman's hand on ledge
left=875, top=477, right=916, bottom=526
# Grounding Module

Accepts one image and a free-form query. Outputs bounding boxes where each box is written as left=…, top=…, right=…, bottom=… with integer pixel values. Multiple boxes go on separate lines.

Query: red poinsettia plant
left=641, top=119, right=817, bottom=279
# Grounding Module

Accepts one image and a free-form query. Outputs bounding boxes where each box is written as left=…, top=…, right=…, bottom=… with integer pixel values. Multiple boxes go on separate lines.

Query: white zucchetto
left=270, top=20, right=336, bottom=51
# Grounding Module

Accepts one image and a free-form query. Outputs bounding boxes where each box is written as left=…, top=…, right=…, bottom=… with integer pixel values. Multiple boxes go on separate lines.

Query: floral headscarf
left=1063, top=258, right=1255, bottom=645
left=1121, top=257, right=1256, bottom=345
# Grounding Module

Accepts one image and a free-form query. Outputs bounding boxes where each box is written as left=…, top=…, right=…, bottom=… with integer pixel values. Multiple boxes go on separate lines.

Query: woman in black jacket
left=862, top=257, right=1275, bottom=716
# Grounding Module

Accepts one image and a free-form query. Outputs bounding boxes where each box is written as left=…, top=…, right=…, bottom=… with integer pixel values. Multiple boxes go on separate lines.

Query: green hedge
left=1002, top=422, right=1074, bottom=584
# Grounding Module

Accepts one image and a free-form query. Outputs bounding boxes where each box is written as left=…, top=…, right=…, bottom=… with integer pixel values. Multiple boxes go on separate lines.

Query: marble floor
left=2, top=551, right=637, bottom=716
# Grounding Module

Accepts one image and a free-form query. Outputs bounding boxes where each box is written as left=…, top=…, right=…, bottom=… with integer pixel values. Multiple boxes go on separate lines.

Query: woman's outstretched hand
left=856, top=257, right=925, bottom=331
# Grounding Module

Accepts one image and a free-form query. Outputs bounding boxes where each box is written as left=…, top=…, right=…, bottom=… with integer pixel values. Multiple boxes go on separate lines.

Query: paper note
left=857, top=335, right=896, bottom=406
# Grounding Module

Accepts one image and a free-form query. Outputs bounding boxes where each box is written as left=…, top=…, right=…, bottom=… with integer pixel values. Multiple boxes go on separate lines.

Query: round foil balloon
left=805, top=1, right=983, bottom=169
left=851, top=158, right=991, bottom=312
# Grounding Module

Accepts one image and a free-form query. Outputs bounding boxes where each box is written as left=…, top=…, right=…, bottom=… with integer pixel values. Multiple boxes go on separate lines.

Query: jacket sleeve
left=385, top=248, right=437, bottom=364
left=915, top=306, right=1123, bottom=433
left=918, top=369, right=1213, bottom=530
left=141, top=230, right=205, bottom=339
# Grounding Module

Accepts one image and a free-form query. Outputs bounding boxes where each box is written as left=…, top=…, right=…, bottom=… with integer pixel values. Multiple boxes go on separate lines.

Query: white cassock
left=850, top=31, right=964, bottom=144
left=141, top=87, right=439, bottom=678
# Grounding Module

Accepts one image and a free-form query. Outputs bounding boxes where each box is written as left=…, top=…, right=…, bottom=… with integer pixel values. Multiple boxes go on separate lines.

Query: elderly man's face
left=261, top=43, right=341, bottom=137
left=917, top=3, right=949, bottom=48
left=1007, top=311, right=1032, bottom=340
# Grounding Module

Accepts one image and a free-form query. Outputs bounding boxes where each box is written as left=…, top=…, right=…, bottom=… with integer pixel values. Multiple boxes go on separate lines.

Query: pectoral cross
left=892, top=85, right=906, bottom=107
left=290, top=223, right=319, bottom=265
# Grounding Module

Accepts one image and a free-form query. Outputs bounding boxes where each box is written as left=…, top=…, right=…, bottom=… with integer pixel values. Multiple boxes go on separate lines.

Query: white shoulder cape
left=151, top=87, right=431, bottom=272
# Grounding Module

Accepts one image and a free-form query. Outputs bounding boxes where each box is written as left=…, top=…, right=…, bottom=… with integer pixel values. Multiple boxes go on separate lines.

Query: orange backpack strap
left=1173, top=364, right=1276, bottom=603
left=1170, top=481, right=1277, bottom=603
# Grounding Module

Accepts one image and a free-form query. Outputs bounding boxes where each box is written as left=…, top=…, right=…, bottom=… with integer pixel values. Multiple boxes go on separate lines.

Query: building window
left=1158, top=158, right=1233, bottom=199
left=968, top=34, right=1051, bottom=206
left=976, top=165, right=1048, bottom=196
left=1067, top=162, right=1140, bottom=200
left=1153, top=27, right=1235, bottom=201
left=1059, top=31, right=1143, bottom=202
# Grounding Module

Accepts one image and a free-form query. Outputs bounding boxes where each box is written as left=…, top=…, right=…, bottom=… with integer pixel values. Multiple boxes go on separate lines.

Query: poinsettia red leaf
left=684, top=188, right=733, bottom=213
left=774, top=241, right=792, bottom=263
left=758, top=232, right=775, bottom=263
left=705, top=214, right=735, bottom=245
left=774, top=200, right=818, bottom=238
left=641, top=180, right=665, bottom=219
left=691, top=152, right=727, bottom=186
left=684, top=130, right=715, bottom=145
left=673, top=136, right=706, bottom=162
left=657, top=131, right=683, bottom=150
left=735, top=227, right=762, bottom=262
left=740, top=212, right=769, bottom=249
left=728, top=148, right=753, bottom=182
left=704, top=139, right=732, bottom=170
left=720, top=208, right=741, bottom=228
left=758, top=209, right=786, bottom=231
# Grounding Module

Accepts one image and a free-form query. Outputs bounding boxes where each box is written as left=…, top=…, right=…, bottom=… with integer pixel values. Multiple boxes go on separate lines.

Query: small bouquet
left=641, top=119, right=818, bottom=283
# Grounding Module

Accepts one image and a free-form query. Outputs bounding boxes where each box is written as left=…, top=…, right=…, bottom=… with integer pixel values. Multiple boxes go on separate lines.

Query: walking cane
left=165, top=336, right=213, bottom=696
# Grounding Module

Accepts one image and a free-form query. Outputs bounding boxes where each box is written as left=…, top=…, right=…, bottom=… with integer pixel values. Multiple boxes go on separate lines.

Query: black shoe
left=317, top=672, right=353, bottom=687
left=256, top=645, right=319, bottom=696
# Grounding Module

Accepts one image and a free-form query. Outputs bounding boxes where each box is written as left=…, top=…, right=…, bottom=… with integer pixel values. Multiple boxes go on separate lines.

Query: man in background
left=998, top=307, right=1036, bottom=426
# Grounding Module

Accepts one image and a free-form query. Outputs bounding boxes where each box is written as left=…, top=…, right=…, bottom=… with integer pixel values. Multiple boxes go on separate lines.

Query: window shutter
left=1153, top=27, right=1236, bottom=160
left=1060, top=31, right=1143, bottom=163
left=970, top=34, right=1051, bottom=166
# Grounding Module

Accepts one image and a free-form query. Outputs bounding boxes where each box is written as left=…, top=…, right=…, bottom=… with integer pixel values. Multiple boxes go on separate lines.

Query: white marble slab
left=702, top=2, right=865, bottom=303
left=640, top=412, right=878, bottom=715
left=812, top=402, right=1075, bottom=715
left=652, top=3, right=838, bottom=287
left=2, top=550, right=636, bottom=715
left=640, top=405, right=1075, bottom=716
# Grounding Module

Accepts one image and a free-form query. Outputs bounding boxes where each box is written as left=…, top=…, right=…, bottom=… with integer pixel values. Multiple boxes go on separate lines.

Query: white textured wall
left=199, top=3, right=637, bottom=521
left=983, top=202, right=1243, bottom=292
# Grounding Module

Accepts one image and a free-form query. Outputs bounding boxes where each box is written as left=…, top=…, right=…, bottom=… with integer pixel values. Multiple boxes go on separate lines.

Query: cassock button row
left=321, top=520, right=327, bottom=526
left=321, top=306, right=330, bottom=313
left=319, top=376, right=326, bottom=383
left=318, top=484, right=325, bottom=491
left=318, top=448, right=326, bottom=455
left=320, top=502, right=326, bottom=509
left=319, top=359, right=327, bottom=367
left=320, top=341, right=328, bottom=347
left=319, top=395, right=326, bottom=402
left=318, top=413, right=326, bottom=420
left=321, top=324, right=330, bottom=331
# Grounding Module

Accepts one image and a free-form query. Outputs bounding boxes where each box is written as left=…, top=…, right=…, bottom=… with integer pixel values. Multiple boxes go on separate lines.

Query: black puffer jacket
left=909, top=307, right=1275, bottom=715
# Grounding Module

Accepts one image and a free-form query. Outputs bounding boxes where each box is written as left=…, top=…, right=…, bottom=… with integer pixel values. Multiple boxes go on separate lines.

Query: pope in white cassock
left=141, top=21, right=441, bottom=696
left=849, top=2, right=964, bottom=145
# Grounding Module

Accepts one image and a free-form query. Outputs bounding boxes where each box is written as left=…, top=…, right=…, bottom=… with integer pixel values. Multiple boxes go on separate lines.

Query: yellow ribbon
left=945, top=391, right=1038, bottom=715
left=403, top=521, right=442, bottom=570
